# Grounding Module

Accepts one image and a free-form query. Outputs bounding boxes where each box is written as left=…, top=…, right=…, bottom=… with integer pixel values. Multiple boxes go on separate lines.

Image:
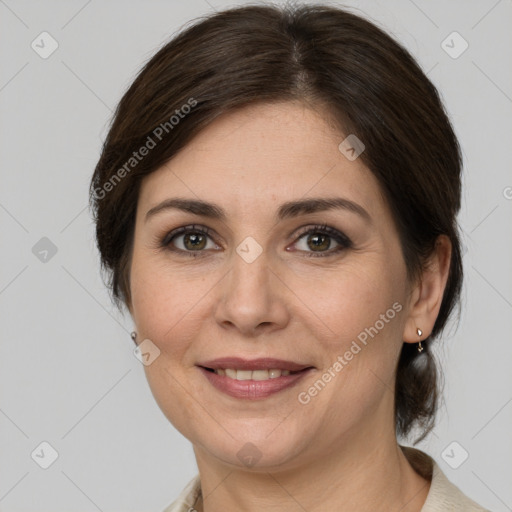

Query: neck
left=192, top=414, right=431, bottom=512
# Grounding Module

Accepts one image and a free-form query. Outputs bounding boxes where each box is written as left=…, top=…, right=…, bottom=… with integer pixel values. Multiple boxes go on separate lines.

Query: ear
left=403, top=235, right=452, bottom=343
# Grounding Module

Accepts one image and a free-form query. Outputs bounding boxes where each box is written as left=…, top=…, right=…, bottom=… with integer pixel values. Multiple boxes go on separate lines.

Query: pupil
left=308, top=234, right=329, bottom=251
left=185, top=233, right=206, bottom=250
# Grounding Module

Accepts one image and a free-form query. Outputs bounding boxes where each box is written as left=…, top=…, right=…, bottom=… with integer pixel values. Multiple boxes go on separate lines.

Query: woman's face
left=129, top=101, right=417, bottom=469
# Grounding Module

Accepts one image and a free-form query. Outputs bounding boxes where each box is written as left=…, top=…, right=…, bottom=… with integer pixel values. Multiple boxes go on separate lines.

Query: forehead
left=138, top=101, right=385, bottom=220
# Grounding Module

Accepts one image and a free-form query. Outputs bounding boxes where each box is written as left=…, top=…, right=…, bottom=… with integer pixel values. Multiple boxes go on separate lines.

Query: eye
left=159, top=223, right=352, bottom=258
left=161, top=224, right=220, bottom=256
left=290, top=224, right=352, bottom=257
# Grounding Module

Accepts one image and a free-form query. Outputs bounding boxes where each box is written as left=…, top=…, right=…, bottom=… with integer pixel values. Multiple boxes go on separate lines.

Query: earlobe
left=403, top=235, right=452, bottom=344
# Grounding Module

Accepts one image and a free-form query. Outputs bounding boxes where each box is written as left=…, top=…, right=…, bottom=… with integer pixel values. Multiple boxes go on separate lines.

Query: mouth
left=202, top=367, right=298, bottom=380
left=196, top=358, right=315, bottom=399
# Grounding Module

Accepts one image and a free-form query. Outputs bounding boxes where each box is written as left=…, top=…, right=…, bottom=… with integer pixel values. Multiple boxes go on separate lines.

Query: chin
left=191, top=420, right=311, bottom=471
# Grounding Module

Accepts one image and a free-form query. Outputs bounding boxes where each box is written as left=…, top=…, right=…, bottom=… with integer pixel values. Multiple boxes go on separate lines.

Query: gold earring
left=416, top=328, right=423, bottom=352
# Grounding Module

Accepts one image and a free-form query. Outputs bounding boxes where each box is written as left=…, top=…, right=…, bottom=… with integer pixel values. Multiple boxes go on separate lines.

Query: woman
left=90, top=4, right=491, bottom=511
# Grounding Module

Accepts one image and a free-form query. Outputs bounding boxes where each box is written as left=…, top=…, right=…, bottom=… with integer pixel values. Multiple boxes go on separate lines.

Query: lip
left=198, top=357, right=312, bottom=372
left=197, top=358, right=315, bottom=400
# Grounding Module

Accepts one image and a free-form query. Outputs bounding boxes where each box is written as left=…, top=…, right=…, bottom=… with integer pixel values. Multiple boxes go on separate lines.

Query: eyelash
left=159, top=223, right=352, bottom=258
left=290, top=224, right=352, bottom=257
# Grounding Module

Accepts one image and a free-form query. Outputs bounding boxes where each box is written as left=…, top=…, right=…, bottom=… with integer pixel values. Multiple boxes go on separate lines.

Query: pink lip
left=198, top=357, right=312, bottom=372
left=197, top=365, right=314, bottom=400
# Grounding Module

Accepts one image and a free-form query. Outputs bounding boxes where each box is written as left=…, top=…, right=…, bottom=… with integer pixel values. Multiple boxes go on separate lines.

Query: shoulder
left=161, top=474, right=201, bottom=512
left=400, top=445, right=492, bottom=512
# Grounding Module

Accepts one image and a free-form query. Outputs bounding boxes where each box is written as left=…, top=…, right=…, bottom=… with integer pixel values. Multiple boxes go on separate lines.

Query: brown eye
left=292, top=224, right=352, bottom=257
left=306, top=233, right=332, bottom=252
left=162, top=225, right=219, bottom=255
left=182, top=232, right=207, bottom=250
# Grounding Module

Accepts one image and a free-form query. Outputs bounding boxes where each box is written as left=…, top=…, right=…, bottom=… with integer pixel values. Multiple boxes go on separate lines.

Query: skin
left=128, top=101, right=452, bottom=511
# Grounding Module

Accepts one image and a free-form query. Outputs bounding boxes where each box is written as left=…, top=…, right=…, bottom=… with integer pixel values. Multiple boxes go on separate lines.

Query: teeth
left=225, top=369, right=237, bottom=379
left=236, top=370, right=252, bottom=381
left=214, top=368, right=291, bottom=380
left=252, top=370, right=270, bottom=381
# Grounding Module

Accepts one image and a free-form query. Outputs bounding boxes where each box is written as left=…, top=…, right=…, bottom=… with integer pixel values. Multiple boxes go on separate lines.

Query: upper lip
left=198, top=357, right=313, bottom=372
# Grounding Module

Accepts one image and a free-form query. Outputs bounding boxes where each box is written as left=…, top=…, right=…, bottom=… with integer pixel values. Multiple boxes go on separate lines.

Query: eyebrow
left=145, top=197, right=372, bottom=224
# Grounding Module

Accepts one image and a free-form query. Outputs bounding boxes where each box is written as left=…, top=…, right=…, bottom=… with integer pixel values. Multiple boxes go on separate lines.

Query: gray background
left=0, top=0, right=511, bottom=510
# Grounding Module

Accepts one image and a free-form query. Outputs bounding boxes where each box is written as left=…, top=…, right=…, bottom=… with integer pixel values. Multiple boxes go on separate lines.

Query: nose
left=213, top=247, right=290, bottom=337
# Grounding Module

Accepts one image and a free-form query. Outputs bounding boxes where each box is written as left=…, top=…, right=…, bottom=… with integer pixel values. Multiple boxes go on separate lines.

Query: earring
left=131, top=331, right=137, bottom=344
left=416, top=328, right=423, bottom=353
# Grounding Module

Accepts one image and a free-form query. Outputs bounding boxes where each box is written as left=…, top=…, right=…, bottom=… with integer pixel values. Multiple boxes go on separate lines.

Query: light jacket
left=162, top=445, right=491, bottom=511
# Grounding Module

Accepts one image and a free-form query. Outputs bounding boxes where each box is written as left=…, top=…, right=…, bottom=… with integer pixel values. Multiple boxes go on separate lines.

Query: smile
left=196, top=358, right=314, bottom=399
left=211, top=368, right=292, bottom=380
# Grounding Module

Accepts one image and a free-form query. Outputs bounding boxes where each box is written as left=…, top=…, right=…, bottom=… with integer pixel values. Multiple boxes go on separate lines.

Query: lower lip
left=198, top=367, right=313, bottom=400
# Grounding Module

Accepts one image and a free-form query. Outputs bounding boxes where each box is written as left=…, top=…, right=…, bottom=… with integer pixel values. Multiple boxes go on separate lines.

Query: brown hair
left=89, top=3, right=463, bottom=442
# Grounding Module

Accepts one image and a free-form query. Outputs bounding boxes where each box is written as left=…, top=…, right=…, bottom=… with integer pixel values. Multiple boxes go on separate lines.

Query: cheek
left=309, top=259, right=406, bottom=347
left=130, top=254, right=210, bottom=436
left=306, top=259, right=407, bottom=411
left=130, top=250, right=206, bottom=341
